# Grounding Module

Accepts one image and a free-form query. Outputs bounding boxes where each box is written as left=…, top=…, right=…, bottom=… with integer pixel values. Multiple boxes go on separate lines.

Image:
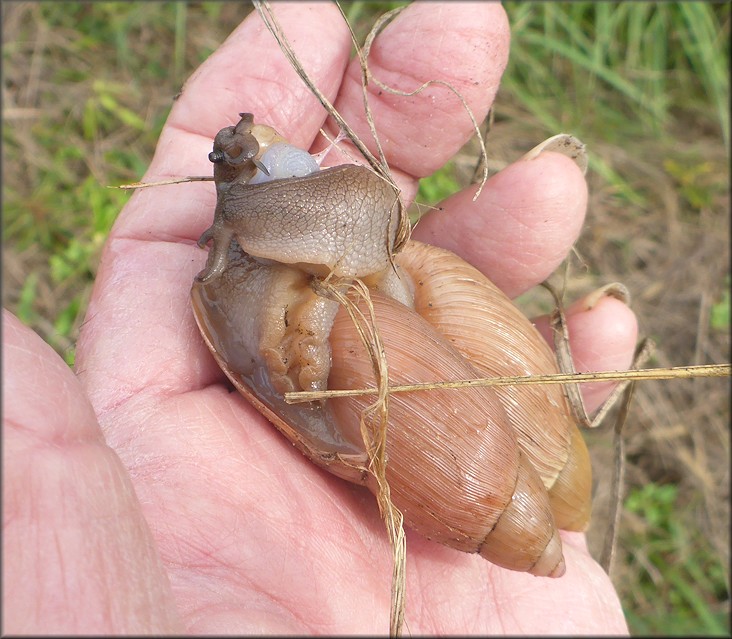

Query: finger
left=413, top=150, right=588, bottom=299
left=319, top=1, right=510, bottom=199
left=2, top=311, right=181, bottom=633
left=532, top=292, right=640, bottom=413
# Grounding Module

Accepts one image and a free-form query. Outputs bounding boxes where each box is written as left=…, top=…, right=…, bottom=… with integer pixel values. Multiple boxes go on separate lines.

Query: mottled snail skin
left=196, top=113, right=404, bottom=284
left=191, top=115, right=592, bottom=577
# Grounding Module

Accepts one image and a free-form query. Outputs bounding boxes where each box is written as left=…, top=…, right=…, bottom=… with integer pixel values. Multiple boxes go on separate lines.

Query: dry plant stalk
left=315, top=277, right=406, bottom=635
left=350, top=4, right=490, bottom=200
left=283, top=363, right=731, bottom=402
left=252, top=2, right=414, bottom=632
left=252, top=2, right=500, bottom=633
left=114, top=176, right=214, bottom=190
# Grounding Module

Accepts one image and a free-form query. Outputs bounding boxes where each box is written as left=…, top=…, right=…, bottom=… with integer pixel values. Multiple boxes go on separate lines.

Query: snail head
left=210, top=113, right=260, bottom=187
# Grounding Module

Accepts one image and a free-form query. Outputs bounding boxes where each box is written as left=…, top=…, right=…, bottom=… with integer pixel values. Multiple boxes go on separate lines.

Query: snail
left=196, top=114, right=408, bottom=291
left=192, top=114, right=592, bottom=578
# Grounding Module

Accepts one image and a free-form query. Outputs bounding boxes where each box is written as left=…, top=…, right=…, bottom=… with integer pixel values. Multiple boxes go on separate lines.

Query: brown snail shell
left=394, top=241, right=592, bottom=531
left=326, top=285, right=564, bottom=576
left=190, top=114, right=592, bottom=578
left=190, top=238, right=596, bottom=578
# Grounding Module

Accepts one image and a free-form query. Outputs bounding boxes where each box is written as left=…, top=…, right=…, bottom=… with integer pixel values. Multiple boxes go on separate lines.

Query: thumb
left=2, top=310, right=182, bottom=634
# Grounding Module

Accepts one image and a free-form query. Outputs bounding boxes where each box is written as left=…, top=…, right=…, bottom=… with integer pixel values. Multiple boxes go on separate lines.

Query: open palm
left=4, top=2, right=637, bottom=634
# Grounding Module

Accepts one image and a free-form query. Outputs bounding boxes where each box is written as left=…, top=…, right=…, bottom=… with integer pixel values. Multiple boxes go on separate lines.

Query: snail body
left=197, top=113, right=404, bottom=284
left=191, top=114, right=592, bottom=577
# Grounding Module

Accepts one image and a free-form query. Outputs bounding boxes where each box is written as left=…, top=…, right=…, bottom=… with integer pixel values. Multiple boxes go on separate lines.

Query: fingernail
left=521, top=133, right=588, bottom=175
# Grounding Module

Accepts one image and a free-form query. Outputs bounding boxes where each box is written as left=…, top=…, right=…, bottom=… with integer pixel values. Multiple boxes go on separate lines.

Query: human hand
left=3, top=2, right=637, bottom=634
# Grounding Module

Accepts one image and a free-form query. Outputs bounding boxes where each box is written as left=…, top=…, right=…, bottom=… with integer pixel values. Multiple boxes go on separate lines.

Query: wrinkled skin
left=3, top=2, right=637, bottom=634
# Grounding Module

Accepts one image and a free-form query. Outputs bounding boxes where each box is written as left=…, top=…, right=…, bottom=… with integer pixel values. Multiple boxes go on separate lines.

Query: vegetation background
left=3, top=1, right=729, bottom=635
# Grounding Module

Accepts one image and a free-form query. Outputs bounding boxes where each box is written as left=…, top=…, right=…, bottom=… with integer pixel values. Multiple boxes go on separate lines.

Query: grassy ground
left=3, top=2, right=729, bottom=635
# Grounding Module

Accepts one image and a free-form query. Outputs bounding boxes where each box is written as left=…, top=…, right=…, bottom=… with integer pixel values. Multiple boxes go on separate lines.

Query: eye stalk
left=210, top=115, right=261, bottom=168
left=222, top=138, right=257, bottom=165
left=208, top=150, right=225, bottom=164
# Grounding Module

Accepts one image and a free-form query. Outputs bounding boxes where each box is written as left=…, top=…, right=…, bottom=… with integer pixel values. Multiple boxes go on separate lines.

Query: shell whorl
left=249, top=142, right=320, bottom=184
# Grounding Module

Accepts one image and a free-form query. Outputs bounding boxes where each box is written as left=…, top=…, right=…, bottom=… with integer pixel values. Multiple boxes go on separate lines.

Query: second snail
left=191, top=113, right=592, bottom=578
